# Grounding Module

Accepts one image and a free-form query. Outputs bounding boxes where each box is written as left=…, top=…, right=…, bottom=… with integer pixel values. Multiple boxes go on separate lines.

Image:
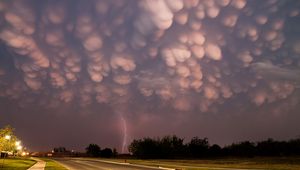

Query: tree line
left=128, top=135, right=300, bottom=159
left=51, top=144, right=117, bottom=158
left=85, top=144, right=117, bottom=158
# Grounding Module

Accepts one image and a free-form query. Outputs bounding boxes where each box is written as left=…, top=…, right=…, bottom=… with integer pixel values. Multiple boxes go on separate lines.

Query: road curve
left=54, top=158, right=171, bottom=170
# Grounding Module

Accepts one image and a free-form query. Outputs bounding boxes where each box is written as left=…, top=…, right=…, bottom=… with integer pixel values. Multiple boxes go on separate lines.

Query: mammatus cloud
left=0, top=0, right=300, bottom=151
left=1, top=0, right=299, bottom=108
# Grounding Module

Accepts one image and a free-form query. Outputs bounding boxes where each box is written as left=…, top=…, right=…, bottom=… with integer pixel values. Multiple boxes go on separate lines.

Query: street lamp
left=15, top=141, right=22, bottom=157
left=15, top=141, right=21, bottom=146
left=4, top=135, right=11, bottom=140
left=16, top=146, right=22, bottom=151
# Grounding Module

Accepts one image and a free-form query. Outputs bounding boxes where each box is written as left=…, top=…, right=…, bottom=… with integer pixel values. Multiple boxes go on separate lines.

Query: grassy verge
left=0, top=157, right=36, bottom=170
left=99, top=157, right=300, bottom=170
left=40, top=158, right=67, bottom=170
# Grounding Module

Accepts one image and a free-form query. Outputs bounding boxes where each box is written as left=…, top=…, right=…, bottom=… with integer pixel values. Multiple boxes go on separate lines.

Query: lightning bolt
left=120, top=113, right=128, bottom=153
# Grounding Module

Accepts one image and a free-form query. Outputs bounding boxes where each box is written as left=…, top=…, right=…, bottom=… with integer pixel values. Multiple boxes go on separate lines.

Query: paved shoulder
left=27, top=157, right=46, bottom=170
left=54, top=158, right=170, bottom=170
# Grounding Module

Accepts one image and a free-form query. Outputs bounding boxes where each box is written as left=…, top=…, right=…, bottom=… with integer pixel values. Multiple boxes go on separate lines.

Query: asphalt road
left=54, top=158, right=168, bottom=170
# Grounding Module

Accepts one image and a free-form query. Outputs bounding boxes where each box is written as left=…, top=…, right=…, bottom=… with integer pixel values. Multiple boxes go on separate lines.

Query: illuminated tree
left=0, top=125, right=19, bottom=153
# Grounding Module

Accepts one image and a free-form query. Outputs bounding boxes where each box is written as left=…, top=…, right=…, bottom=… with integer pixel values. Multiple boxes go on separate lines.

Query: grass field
left=103, top=157, right=300, bottom=170
left=0, top=157, right=36, bottom=170
left=41, top=158, right=67, bottom=170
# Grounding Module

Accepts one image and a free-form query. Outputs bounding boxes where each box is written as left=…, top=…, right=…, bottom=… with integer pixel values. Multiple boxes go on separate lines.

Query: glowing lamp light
left=21, top=152, right=26, bottom=156
left=5, top=135, right=11, bottom=140
left=17, top=145, right=23, bottom=150
left=15, top=141, right=21, bottom=146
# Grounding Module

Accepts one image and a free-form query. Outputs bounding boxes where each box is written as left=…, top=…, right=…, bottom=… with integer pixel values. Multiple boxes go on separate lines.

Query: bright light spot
left=5, top=135, right=11, bottom=140
left=17, top=145, right=22, bottom=150
left=15, top=141, right=21, bottom=146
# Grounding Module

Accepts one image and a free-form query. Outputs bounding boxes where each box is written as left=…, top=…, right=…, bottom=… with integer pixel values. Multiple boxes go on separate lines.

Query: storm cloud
left=0, top=0, right=300, bottom=152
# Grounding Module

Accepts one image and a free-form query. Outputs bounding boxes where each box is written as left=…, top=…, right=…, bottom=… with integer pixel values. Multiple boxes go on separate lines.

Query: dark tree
left=209, top=144, right=222, bottom=157
left=128, top=135, right=300, bottom=159
left=86, top=144, right=101, bottom=157
left=128, top=138, right=160, bottom=159
left=160, top=135, right=185, bottom=158
left=101, top=148, right=113, bottom=158
left=112, top=148, right=118, bottom=157
left=225, top=141, right=256, bottom=157
left=287, top=138, right=300, bottom=155
left=256, top=138, right=278, bottom=156
left=53, top=147, right=67, bottom=153
left=188, top=137, right=209, bottom=157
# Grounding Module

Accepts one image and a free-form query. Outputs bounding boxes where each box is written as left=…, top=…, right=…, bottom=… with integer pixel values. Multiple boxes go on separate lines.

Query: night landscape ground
left=109, top=157, right=300, bottom=170
left=1, top=0, right=300, bottom=169
left=0, top=157, right=36, bottom=170
left=2, top=157, right=300, bottom=170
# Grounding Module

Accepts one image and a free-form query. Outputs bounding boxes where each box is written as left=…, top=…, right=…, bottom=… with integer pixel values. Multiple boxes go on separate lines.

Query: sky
left=0, top=0, right=300, bottom=153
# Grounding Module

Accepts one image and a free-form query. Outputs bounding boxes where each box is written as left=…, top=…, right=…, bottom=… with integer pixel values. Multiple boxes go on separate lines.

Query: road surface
left=54, top=158, right=170, bottom=170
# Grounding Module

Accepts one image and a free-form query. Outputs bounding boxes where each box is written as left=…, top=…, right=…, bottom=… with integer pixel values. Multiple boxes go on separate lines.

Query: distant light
left=5, top=135, right=11, bottom=140
left=21, top=152, right=26, bottom=156
left=15, top=141, right=21, bottom=146
left=17, top=145, right=23, bottom=150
